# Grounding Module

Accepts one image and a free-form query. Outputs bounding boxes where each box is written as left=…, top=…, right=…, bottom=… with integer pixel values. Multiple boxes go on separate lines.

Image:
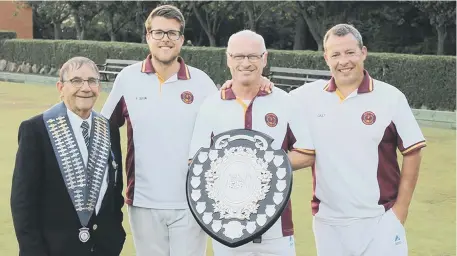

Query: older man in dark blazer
left=10, top=56, right=126, bottom=256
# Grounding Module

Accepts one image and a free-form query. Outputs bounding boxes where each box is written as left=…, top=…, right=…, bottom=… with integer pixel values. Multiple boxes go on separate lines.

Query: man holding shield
left=188, top=30, right=314, bottom=256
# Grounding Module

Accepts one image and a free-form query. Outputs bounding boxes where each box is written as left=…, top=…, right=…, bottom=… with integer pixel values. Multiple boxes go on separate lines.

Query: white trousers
left=212, top=236, right=296, bottom=256
left=313, top=209, right=408, bottom=256
left=128, top=205, right=207, bottom=256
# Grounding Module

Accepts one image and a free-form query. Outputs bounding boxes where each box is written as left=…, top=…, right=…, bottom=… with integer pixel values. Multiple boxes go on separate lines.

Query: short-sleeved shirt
left=101, top=54, right=218, bottom=209
left=289, top=71, right=426, bottom=224
left=189, top=87, right=298, bottom=239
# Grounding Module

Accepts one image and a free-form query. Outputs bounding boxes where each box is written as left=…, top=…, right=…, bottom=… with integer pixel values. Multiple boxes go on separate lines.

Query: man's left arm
left=392, top=93, right=427, bottom=225
left=188, top=100, right=214, bottom=164
left=394, top=149, right=422, bottom=225
left=109, top=121, right=124, bottom=222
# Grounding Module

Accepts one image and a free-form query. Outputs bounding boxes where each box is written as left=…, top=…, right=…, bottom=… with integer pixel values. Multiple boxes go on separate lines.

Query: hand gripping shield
left=186, top=129, right=293, bottom=248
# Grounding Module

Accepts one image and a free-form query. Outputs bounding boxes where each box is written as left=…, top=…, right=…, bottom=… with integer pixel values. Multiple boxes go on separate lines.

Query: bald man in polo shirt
left=290, top=24, right=426, bottom=256
left=189, top=30, right=314, bottom=256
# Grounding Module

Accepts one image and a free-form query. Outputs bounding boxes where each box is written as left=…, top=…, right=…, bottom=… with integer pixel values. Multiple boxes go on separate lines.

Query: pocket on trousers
left=388, top=209, right=404, bottom=229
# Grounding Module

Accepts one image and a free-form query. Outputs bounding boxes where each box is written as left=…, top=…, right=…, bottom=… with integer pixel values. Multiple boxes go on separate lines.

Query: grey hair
left=59, top=56, right=99, bottom=81
left=323, top=24, right=363, bottom=51
left=227, top=29, right=266, bottom=52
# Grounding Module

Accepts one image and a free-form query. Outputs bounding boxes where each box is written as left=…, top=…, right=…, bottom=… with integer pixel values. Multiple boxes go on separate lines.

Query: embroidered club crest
left=265, top=113, right=278, bottom=127
left=181, top=91, right=194, bottom=104
left=361, top=111, right=376, bottom=125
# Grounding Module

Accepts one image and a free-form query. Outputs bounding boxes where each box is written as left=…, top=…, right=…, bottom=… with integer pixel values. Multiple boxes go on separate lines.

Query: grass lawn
left=0, top=82, right=455, bottom=256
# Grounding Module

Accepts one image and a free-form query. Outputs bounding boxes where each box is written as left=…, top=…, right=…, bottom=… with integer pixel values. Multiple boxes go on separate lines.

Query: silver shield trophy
left=186, top=129, right=293, bottom=248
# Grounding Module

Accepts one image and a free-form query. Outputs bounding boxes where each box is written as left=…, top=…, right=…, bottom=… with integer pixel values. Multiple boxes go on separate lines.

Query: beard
left=153, top=53, right=178, bottom=66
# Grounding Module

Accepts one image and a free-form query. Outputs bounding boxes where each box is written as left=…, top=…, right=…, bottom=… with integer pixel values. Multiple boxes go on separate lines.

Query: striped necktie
left=81, top=120, right=90, bottom=148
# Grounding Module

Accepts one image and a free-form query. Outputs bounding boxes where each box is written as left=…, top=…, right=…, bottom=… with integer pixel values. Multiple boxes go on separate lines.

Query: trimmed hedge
left=0, top=31, right=17, bottom=40
left=0, top=39, right=455, bottom=111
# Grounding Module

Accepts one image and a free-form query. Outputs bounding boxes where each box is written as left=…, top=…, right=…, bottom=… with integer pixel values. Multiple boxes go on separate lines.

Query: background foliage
left=0, top=39, right=454, bottom=111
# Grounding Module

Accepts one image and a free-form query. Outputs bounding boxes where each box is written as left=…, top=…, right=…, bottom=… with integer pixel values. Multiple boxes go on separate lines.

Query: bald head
left=227, top=30, right=266, bottom=53
left=226, top=30, right=268, bottom=88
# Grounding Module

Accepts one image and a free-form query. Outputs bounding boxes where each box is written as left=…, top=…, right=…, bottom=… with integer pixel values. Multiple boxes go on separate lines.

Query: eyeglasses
left=227, top=52, right=265, bottom=62
left=62, top=78, right=100, bottom=88
left=148, top=30, right=182, bottom=41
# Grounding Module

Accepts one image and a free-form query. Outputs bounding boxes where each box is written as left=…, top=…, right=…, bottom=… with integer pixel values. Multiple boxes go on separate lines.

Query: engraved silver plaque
left=186, top=129, right=293, bottom=248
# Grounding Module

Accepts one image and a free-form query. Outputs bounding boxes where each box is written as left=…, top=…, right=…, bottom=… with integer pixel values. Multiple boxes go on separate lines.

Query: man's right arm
left=10, top=120, right=48, bottom=256
left=287, top=92, right=316, bottom=170
left=288, top=150, right=315, bottom=170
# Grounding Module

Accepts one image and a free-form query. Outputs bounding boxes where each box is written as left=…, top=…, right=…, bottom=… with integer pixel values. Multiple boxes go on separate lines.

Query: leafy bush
left=0, top=31, right=17, bottom=40
left=0, top=39, right=454, bottom=110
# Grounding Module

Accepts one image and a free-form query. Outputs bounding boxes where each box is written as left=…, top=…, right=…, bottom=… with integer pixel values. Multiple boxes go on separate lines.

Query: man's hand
left=219, top=79, right=232, bottom=90
left=259, top=76, right=273, bottom=92
left=219, top=77, right=274, bottom=91
left=392, top=204, right=408, bottom=225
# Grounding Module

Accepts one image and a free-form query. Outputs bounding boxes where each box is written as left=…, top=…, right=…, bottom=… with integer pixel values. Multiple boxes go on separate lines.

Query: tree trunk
left=192, top=4, right=216, bottom=47
left=135, top=1, right=146, bottom=43
left=80, top=27, right=85, bottom=40
left=197, top=30, right=204, bottom=46
left=71, top=7, right=82, bottom=40
left=301, top=11, right=323, bottom=51
left=108, top=12, right=116, bottom=41
left=53, top=22, right=61, bottom=40
left=208, top=35, right=216, bottom=47
left=246, top=3, right=256, bottom=31
left=293, top=16, right=306, bottom=50
left=436, top=24, right=447, bottom=55
left=142, top=28, right=146, bottom=43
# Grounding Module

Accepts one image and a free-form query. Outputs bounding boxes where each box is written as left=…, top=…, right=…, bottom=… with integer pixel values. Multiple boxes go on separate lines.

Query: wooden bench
left=97, top=59, right=141, bottom=81
left=268, top=67, right=332, bottom=92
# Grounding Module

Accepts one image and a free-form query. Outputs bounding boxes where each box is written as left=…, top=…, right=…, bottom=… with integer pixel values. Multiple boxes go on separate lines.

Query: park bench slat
left=270, top=67, right=332, bottom=77
left=271, top=75, right=318, bottom=82
left=105, top=59, right=140, bottom=65
left=269, top=66, right=332, bottom=92
left=97, top=59, right=141, bottom=81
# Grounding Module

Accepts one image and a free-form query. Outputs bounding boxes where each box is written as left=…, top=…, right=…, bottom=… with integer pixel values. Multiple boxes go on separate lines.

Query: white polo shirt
left=289, top=71, right=426, bottom=224
left=101, top=55, right=218, bottom=209
left=189, top=87, right=297, bottom=239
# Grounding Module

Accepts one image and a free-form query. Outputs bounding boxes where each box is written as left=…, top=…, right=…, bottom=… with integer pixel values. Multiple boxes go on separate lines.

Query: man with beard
left=101, top=4, right=273, bottom=256
left=290, top=24, right=426, bottom=256
left=11, top=57, right=125, bottom=256
left=188, top=30, right=315, bottom=256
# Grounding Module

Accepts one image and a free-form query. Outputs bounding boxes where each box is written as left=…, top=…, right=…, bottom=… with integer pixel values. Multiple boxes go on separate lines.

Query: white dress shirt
left=67, top=109, right=108, bottom=215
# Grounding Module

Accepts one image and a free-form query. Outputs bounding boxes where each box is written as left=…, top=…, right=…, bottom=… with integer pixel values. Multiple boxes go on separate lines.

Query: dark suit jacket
left=10, top=114, right=126, bottom=256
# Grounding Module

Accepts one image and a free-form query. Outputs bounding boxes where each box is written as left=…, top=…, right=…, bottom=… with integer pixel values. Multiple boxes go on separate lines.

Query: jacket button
left=93, top=224, right=98, bottom=230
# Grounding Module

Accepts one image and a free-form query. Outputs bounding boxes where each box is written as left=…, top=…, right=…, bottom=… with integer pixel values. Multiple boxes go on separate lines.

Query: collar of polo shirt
left=140, top=54, right=191, bottom=80
left=220, top=88, right=271, bottom=100
left=323, top=69, right=374, bottom=94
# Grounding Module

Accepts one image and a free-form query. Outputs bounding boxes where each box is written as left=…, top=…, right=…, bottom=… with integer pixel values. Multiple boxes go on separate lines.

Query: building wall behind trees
left=0, top=2, right=32, bottom=39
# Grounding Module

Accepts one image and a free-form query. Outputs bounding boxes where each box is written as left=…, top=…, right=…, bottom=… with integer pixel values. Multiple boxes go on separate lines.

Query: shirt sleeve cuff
left=401, top=141, right=426, bottom=155
left=292, top=148, right=316, bottom=156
